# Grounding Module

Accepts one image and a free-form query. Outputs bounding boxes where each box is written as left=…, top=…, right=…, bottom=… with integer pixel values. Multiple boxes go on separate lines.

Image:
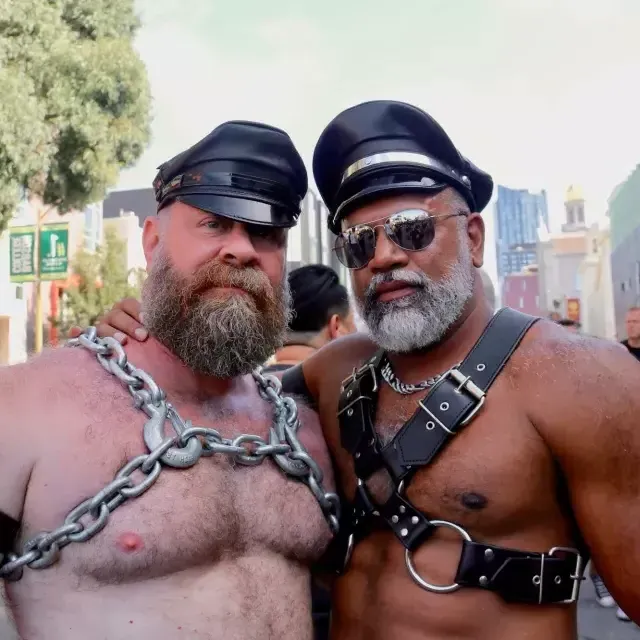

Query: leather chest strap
left=383, top=308, right=538, bottom=478
left=455, top=540, right=585, bottom=605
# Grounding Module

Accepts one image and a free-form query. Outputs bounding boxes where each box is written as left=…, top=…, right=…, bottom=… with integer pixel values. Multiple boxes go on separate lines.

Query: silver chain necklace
left=0, top=328, right=340, bottom=582
left=380, top=355, right=442, bottom=395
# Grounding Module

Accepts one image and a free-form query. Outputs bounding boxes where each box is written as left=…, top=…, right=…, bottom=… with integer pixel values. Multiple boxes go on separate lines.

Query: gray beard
left=141, top=252, right=291, bottom=379
left=355, top=249, right=474, bottom=354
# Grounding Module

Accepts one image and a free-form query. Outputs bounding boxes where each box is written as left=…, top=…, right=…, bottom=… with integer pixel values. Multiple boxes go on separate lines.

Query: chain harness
left=329, top=308, right=587, bottom=606
left=0, top=327, right=340, bottom=582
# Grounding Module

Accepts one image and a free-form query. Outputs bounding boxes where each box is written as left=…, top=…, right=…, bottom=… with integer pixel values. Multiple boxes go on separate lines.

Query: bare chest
left=325, top=378, right=563, bottom=539
left=22, top=385, right=333, bottom=585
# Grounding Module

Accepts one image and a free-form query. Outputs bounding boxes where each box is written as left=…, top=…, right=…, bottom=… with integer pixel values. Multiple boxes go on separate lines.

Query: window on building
left=15, top=286, right=23, bottom=300
left=519, top=297, right=524, bottom=309
left=621, top=282, right=626, bottom=292
left=83, top=203, right=103, bottom=252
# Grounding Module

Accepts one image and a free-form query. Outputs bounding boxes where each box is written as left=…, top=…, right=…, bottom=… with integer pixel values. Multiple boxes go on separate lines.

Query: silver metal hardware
left=405, top=520, right=473, bottom=594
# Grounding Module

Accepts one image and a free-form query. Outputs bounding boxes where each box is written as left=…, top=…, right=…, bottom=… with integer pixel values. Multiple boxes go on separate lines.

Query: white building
left=578, top=221, right=616, bottom=339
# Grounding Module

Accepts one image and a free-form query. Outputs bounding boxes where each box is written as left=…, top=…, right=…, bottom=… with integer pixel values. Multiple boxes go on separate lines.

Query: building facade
left=578, top=221, right=616, bottom=339
left=608, top=164, right=640, bottom=339
left=494, top=185, right=549, bottom=278
left=536, top=187, right=589, bottom=321
left=501, top=270, right=541, bottom=316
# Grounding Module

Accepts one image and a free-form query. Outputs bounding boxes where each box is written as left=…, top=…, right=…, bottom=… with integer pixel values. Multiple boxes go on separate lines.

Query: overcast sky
left=118, top=0, right=640, bottom=283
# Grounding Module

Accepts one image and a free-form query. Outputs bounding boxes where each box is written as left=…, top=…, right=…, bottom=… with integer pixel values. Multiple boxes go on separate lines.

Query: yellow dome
left=565, top=184, right=584, bottom=202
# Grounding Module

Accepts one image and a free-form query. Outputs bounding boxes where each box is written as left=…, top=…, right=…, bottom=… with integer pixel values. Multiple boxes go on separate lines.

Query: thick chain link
left=0, top=328, right=340, bottom=581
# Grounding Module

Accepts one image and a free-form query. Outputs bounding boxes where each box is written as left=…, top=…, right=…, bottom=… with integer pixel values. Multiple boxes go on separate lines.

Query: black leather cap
left=313, top=100, right=494, bottom=233
left=153, top=121, right=307, bottom=228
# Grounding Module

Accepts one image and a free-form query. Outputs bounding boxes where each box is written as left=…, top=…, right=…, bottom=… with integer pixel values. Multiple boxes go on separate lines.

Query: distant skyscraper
left=494, top=185, right=549, bottom=278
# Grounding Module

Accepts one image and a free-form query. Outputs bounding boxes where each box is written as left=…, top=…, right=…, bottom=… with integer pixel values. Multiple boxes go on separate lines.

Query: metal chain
left=0, top=328, right=340, bottom=582
left=380, top=355, right=442, bottom=395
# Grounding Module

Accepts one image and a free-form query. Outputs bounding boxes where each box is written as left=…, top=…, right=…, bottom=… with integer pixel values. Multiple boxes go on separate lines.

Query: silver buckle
left=440, top=367, right=486, bottom=427
left=341, top=363, right=378, bottom=393
left=548, top=547, right=585, bottom=604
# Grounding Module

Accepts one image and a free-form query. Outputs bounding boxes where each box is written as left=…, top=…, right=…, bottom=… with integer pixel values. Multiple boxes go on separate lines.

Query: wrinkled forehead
left=627, top=308, right=640, bottom=320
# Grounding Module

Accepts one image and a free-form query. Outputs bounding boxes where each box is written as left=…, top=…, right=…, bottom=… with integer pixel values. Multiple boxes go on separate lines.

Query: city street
left=579, top=577, right=640, bottom=640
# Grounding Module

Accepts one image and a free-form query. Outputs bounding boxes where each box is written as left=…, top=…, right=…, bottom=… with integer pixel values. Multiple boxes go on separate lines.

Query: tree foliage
left=58, top=226, right=145, bottom=332
left=0, top=0, right=151, bottom=232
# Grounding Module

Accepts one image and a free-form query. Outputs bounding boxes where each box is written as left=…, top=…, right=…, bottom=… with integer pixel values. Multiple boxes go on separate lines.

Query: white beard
left=354, top=241, right=475, bottom=354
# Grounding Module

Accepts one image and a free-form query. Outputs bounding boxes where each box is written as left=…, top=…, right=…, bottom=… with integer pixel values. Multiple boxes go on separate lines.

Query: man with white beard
left=80, top=100, right=640, bottom=639
left=0, top=121, right=338, bottom=640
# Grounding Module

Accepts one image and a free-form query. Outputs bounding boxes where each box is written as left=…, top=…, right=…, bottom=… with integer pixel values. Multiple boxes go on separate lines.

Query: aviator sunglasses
left=334, top=208, right=467, bottom=270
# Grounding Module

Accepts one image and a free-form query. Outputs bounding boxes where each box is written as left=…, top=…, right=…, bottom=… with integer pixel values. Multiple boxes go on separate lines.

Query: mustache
left=365, top=269, right=427, bottom=301
left=179, top=262, right=276, bottom=309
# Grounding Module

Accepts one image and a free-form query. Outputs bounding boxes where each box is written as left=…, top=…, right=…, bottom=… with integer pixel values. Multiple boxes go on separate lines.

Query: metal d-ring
left=405, top=520, right=473, bottom=594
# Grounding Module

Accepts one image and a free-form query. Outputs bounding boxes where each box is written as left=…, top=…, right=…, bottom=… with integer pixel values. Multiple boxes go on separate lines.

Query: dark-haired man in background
left=265, top=264, right=356, bottom=373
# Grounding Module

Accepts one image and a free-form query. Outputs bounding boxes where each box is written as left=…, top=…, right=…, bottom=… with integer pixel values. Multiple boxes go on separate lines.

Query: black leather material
left=456, top=541, right=584, bottom=604
left=377, top=491, right=434, bottom=551
left=281, top=364, right=316, bottom=407
left=390, top=308, right=538, bottom=470
left=338, top=351, right=385, bottom=480
left=0, top=511, right=19, bottom=555
left=331, top=308, right=589, bottom=606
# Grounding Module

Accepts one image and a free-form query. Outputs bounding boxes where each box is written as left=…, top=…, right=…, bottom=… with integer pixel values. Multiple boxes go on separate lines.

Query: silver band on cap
left=341, top=151, right=469, bottom=185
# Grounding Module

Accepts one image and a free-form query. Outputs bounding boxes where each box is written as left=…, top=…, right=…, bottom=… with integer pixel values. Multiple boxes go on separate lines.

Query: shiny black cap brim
left=174, top=193, right=299, bottom=228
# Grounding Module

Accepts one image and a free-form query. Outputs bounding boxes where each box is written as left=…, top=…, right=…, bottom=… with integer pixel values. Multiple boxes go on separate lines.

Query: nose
left=218, top=222, right=260, bottom=268
left=367, top=227, right=409, bottom=273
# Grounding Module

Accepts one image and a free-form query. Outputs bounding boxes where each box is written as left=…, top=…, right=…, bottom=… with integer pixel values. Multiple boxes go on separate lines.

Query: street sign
left=39, top=223, right=69, bottom=281
left=9, top=226, right=36, bottom=282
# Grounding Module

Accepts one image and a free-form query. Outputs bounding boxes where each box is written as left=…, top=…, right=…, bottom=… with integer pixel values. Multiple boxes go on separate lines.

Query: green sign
left=9, top=226, right=36, bottom=282
left=39, top=223, right=69, bottom=281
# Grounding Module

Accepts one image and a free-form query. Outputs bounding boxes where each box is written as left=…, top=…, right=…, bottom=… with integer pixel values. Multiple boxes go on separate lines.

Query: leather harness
left=329, top=308, right=586, bottom=605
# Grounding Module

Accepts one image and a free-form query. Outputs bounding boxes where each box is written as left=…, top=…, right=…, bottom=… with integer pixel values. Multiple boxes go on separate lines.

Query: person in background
left=622, top=306, right=640, bottom=362
left=264, top=263, right=356, bottom=640
left=264, top=264, right=356, bottom=373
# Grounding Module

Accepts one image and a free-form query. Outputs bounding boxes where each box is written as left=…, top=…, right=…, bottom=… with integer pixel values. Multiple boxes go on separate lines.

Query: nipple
left=116, top=532, right=144, bottom=553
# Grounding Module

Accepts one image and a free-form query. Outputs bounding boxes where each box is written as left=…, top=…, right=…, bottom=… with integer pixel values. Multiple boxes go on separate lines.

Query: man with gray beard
left=0, top=121, right=338, bottom=640
left=86, top=100, right=640, bottom=639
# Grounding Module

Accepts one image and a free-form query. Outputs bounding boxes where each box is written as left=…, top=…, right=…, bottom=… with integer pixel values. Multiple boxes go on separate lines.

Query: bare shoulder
left=302, top=332, right=379, bottom=398
left=510, top=319, right=640, bottom=462
left=0, top=346, right=98, bottom=519
left=0, top=345, right=104, bottom=406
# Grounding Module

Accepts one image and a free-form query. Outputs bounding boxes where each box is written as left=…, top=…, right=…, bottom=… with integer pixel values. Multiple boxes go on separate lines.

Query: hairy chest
left=22, top=386, right=333, bottom=585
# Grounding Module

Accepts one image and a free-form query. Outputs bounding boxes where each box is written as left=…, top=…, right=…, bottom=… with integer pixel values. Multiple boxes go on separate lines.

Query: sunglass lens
left=386, top=209, right=436, bottom=251
left=335, top=227, right=376, bottom=269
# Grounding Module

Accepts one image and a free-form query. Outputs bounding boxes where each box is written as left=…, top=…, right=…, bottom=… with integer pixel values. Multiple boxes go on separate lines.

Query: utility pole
left=33, top=208, right=43, bottom=353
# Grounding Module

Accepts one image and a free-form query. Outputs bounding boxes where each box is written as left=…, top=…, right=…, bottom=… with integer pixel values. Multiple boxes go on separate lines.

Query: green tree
left=57, top=226, right=145, bottom=332
left=0, top=0, right=151, bottom=232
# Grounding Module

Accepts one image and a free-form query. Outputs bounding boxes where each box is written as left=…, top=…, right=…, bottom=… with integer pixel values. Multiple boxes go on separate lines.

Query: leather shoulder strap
left=337, top=349, right=385, bottom=479
left=383, top=308, right=538, bottom=477
left=0, top=511, right=19, bottom=556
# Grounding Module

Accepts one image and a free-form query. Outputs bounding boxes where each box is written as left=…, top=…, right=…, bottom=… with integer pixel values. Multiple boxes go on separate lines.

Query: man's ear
left=467, top=213, right=485, bottom=269
left=142, top=216, right=161, bottom=268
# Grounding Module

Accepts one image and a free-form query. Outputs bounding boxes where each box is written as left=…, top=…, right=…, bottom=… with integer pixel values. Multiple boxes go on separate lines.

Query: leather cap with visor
left=313, top=100, right=494, bottom=233
left=153, top=120, right=308, bottom=228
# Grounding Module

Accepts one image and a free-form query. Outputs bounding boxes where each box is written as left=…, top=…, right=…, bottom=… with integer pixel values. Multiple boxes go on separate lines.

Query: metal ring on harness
left=405, top=520, right=472, bottom=593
